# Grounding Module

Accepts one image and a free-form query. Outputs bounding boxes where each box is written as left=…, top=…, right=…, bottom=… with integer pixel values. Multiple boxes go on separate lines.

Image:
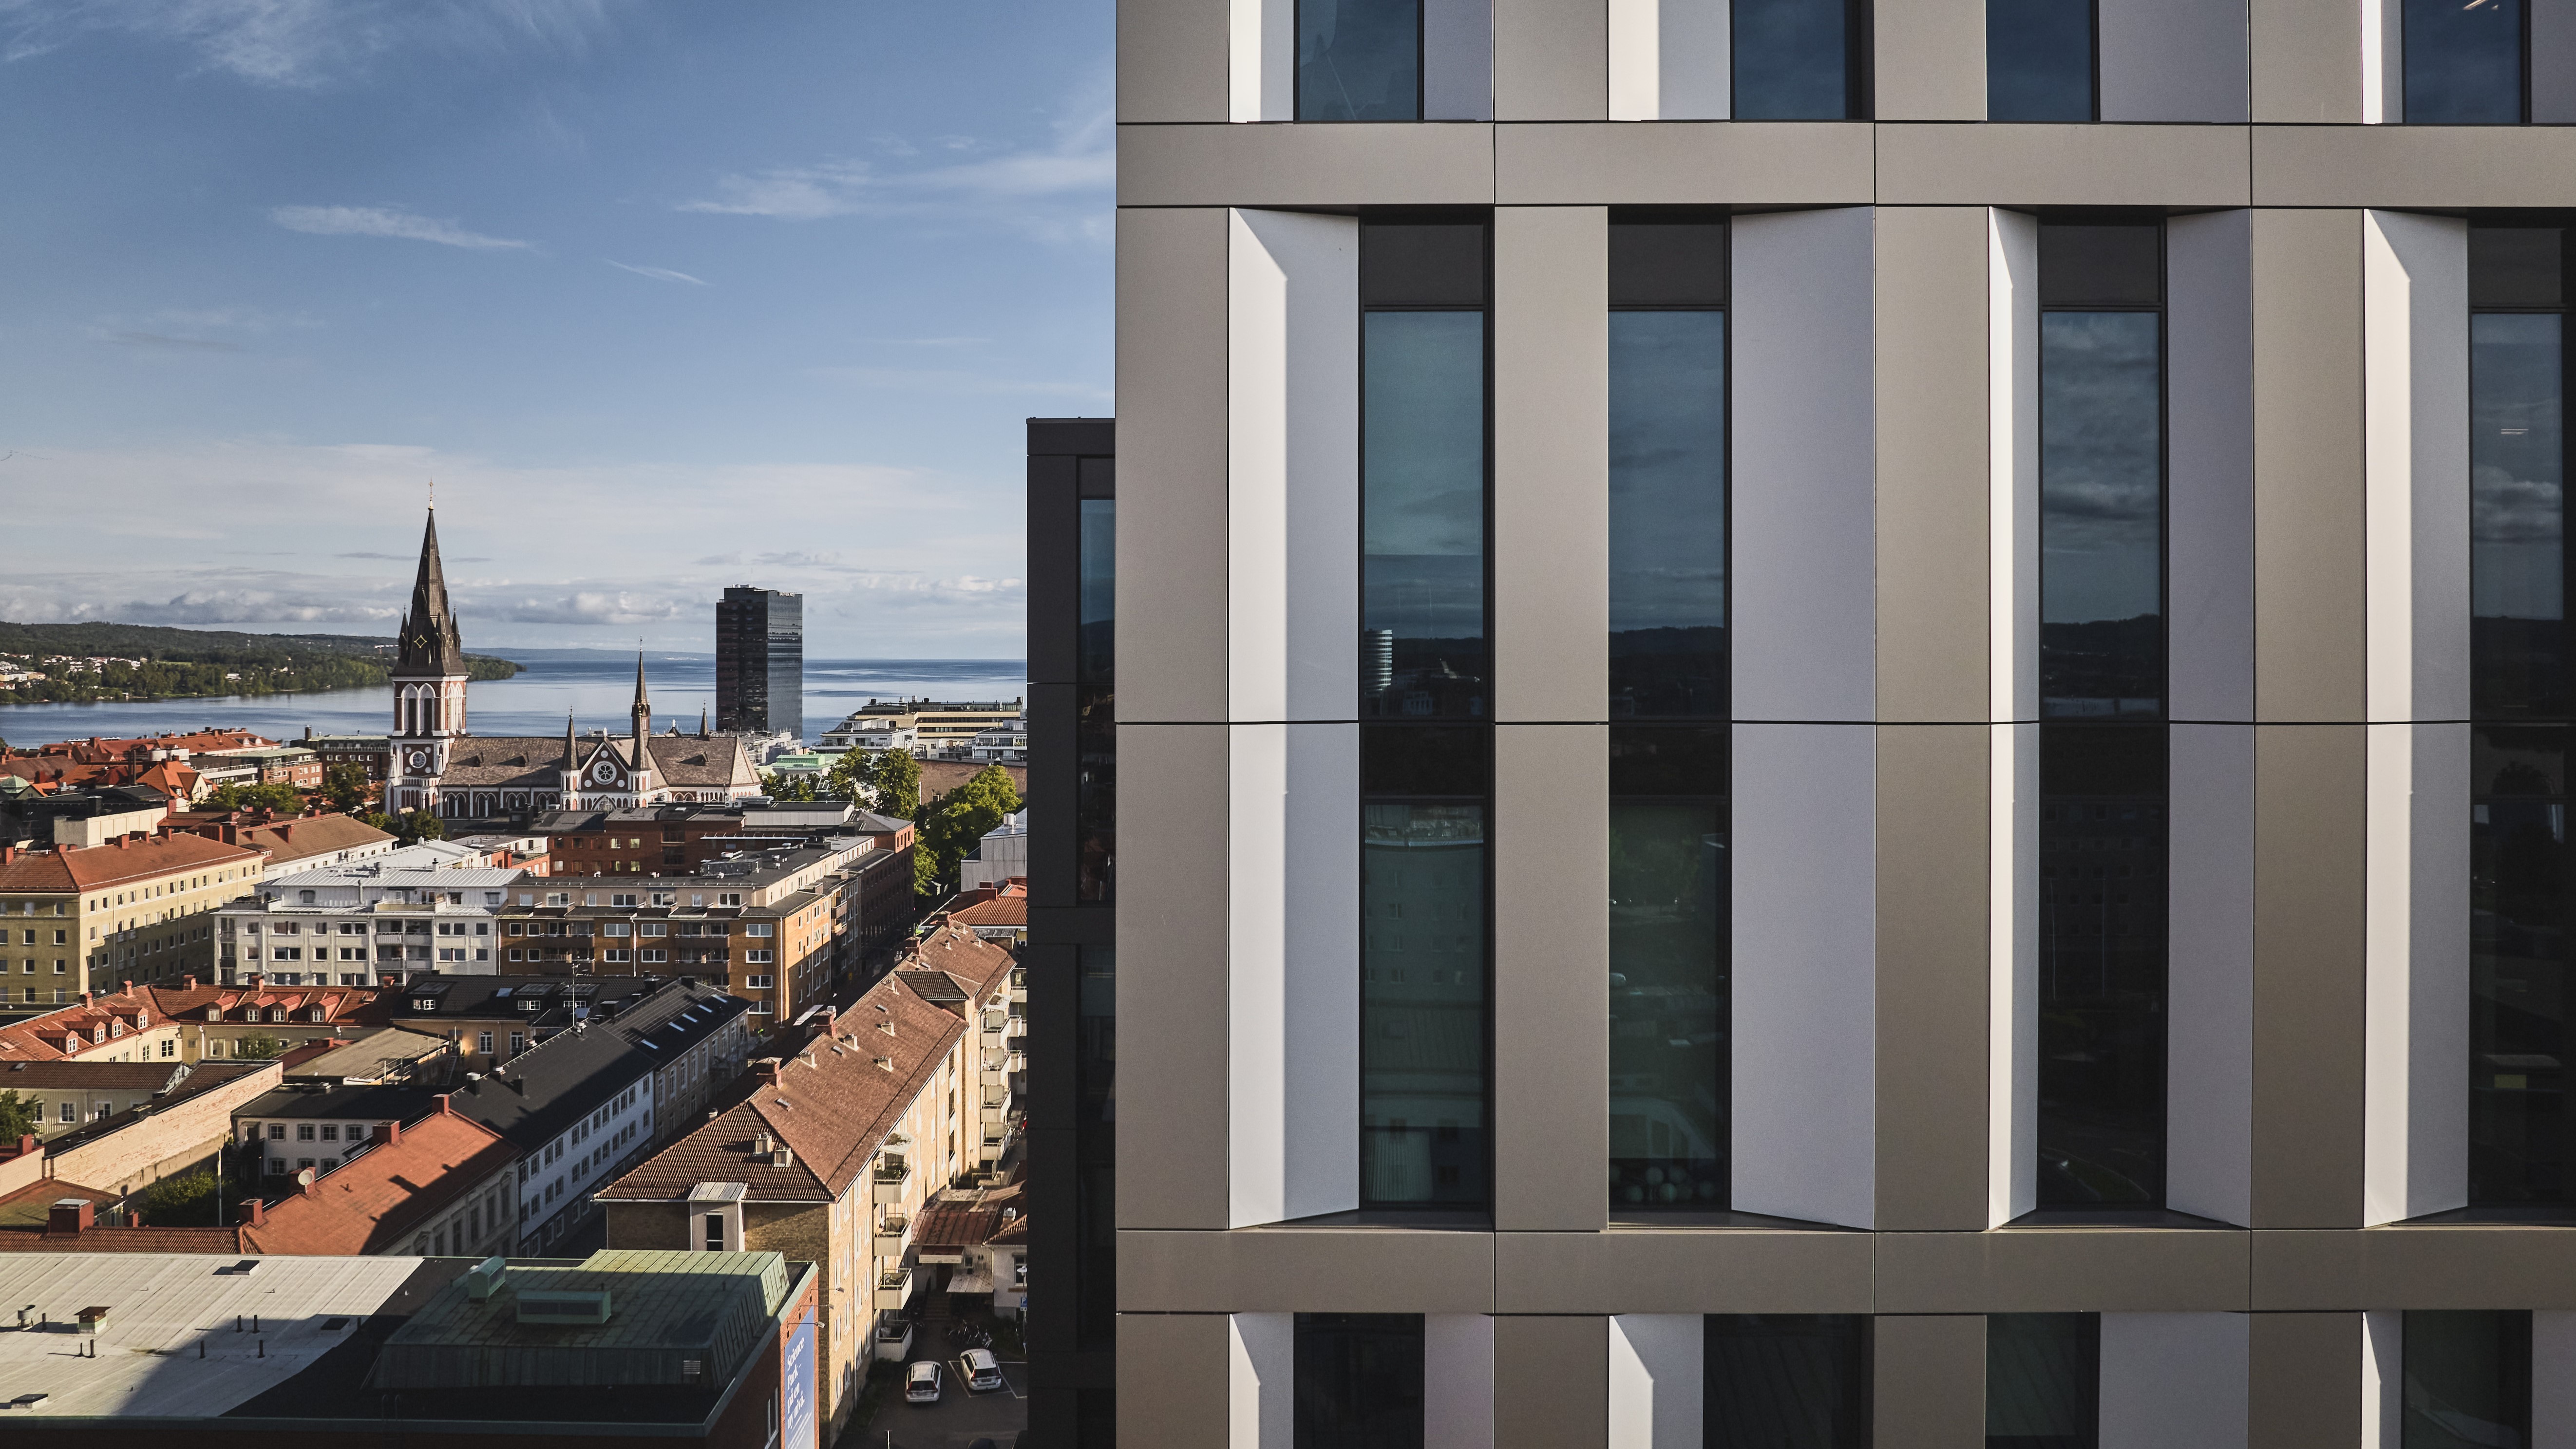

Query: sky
left=0, top=0, right=1112, bottom=659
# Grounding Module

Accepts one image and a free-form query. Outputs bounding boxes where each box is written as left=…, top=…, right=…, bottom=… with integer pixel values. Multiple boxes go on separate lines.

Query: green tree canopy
left=0, top=1089, right=37, bottom=1140
left=232, top=1033, right=287, bottom=1060
left=135, top=1168, right=219, bottom=1226
left=868, top=748, right=922, bottom=821
left=914, top=764, right=1023, bottom=898
left=399, top=809, right=445, bottom=843
left=321, top=762, right=372, bottom=813
left=762, top=772, right=820, bottom=803
left=203, top=781, right=304, bottom=814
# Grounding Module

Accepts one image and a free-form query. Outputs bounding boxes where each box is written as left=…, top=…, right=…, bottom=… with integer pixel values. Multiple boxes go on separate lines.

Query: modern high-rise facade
left=1070, top=0, right=2576, bottom=1444
left=716, top=585, right=804, bottom=742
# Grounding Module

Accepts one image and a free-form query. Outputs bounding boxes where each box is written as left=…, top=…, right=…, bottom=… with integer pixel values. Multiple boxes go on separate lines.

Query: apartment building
left=817, top=699, right=1026, bottom=758
left=595, top=918, right=1017, bottom=1440
left=235, top=1101, right=520, bottom=1258
left=215, top=847, right=522, bottom=988
left=1066, top=5, right=2576, bottom=1444
left=2, top=1058, right=279, bottom=1199
left=0, top=830, right=264, bottom=1011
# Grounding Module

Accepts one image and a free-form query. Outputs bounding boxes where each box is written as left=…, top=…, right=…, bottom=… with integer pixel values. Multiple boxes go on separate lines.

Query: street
left=845, top=1358, right=1026, bottom=1449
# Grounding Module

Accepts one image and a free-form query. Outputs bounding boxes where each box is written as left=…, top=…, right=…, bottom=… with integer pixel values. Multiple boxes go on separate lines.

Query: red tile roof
left=0, top=1177, right=247, bottom=1253
left=0, top=979, right=381, bottom=1062
left=947, top=893, right=1026, bottom=929
left=237, top=1108, right=517, bottom=1256
left=0, top=830, right=261, bottom=893
left=911, top=1180, right=1026, bottom=1253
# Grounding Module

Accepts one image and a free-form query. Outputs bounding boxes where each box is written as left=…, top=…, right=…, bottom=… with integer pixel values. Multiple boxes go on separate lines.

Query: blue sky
left=0, top=0, right=1111, bottom=658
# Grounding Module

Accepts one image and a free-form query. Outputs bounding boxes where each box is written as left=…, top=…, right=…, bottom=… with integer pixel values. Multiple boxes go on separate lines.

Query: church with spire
left=383, top=507, right=761, bottom=821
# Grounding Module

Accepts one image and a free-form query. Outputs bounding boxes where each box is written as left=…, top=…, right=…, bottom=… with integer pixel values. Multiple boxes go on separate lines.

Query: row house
left=0, top=978, right=377, bottom=1067
left=0, top=828, right=265, bottom=1011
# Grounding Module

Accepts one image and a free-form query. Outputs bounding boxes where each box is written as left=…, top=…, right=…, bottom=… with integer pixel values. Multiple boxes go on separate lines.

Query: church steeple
left=397, top=507, right=466, bottom=677
left=628, top=652, right=656, bottom=796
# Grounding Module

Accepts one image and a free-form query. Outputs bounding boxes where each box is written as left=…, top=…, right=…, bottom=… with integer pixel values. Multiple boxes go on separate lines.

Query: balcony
left=872, top=1213, right=910, bottom=1254
left=871, top=1266, right=913, bottom=1311
left=871, top=1159, right=910, bottom=1204
left=1008, top=967, right=1026, bottom=1004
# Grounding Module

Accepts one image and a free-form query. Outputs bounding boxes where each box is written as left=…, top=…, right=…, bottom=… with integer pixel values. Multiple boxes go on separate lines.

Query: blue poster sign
left=780, top=1312, right=818, bottom=1449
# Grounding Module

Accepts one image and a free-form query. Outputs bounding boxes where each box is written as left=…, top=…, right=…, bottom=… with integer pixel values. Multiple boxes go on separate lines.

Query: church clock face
left=408, top=750, right=428, bottom=770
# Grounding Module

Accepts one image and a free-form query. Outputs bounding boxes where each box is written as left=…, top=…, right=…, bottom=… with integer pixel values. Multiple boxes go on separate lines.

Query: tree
left=231, top=1033, right=287, bottom=1060
left=0, top=1089, right=37, bottom=1141
left=762, top=771, right=820, bottom=804
left=822, top=751, right=870, bottom=803
left=915, top=764, right=1023, bottom=897
left=204, top=781, right=304, bottom=814
left=357, top=809, right=399, bottom=835
left=400, top=809, right=446, bottom=843
left=135, top=1168, right=219, bottom=1226
left=868, top=748, right=922, bottom=821
left=321, top=762, right=371, bottom=813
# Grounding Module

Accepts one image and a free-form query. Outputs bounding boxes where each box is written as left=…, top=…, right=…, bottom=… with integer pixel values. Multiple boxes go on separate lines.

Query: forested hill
left=0, top=621, right=519, bottom=706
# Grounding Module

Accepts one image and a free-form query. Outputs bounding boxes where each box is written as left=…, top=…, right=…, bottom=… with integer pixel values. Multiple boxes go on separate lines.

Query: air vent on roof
left=516, top=1289, right=611, bottom=1325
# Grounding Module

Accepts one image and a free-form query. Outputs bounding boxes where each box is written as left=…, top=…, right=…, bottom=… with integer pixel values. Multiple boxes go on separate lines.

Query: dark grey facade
left=715, top=585, right=803, bottom=741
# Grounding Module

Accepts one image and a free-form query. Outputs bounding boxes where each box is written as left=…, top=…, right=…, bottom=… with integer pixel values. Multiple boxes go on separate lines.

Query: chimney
left=47, top=1199, right=94, bottom=1235
left=117, top=835, right=129, bottom=850
left=121, top=980, right=132, bottom=996
left=241, top=1198, right=265, bottom=1227
left=1, top=846, right=12, bottom=865
left=754, top=1057, right=782, bottom=1085
left=436, top=1094, right=455, bottom=1116
left=183, top=976, right=196, bottom=991
left=383, top=1119, right=402, bottom=1146
left=13, top=1134, right=33, bottom=1159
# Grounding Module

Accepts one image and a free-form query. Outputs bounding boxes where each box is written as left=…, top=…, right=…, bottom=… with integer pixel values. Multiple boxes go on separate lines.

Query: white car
left=961, top=1347, right=1005, bottom=1393
left=905, top=1360, right=943, bottom=1404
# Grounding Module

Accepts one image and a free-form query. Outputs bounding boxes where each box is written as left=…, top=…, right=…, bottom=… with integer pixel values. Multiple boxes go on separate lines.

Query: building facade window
left=2402, top=1310, right=2532, bottom=1446
left=1359, top=219, right=1491, bottom=1212
left=2035, top=221, right=2168, bottom=1211
left=2468, top=224, right=2573, bottom=1209
left=1986, top=1312, right=2099, bottom=1449
left=1733, top=0, right=1870, bottom=119
left=1298, top=0, right=1420, bottom=121
left=1078, top=457, right=1117, bottom=904
left=1988, top=0, right=2094, bottom=120
left=2405, top=0, right=2527, bottom=123
left=1705, top=1315, right=1869, bottom=1447
left=1075, top=944, right=1117, bottom=1351
left=1293, top=1313, right=1422, bottom=1448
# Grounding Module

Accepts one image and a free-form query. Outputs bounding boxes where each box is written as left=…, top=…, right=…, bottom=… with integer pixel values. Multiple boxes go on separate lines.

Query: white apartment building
left=216, top=846, right=523, bottom=987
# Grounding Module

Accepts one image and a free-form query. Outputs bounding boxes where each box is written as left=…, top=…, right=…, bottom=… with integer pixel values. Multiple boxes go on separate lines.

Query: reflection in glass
left=2471, top=726, right=2573, bottom=1206
left=1705, top=1315, right=1869, bottom=1448
left=1610, top=311, right=1727, bottom=719
left=2041, top=311, right=2164, bottom=719
left=1075, top=947, right=1116, bottom=1349
left=1077, top=685, right=1116, bottom=903
left=1986, top=1314, right=2099, bottom=1449
left=1364, top=310, right=1487, bottom=719
left=2403, top=0, right=2525, bottom=125
left=2401, top=1311, right=2531, bottom=1449
left=1294, top=1313, right=1424, bottom=1449
left=1078, top=498, right=1115, bottom=686
left=2037, top=724, right=2167, bottom=1207
left=1609, top=727, right=1728, bottom=1211
left=1298, top=0, right=1421, bottom=121
left=2472, top=313, right=2567, bottom=717
left=1362, top=726, right=1487, bottom=1208
left=1733, top=0, right=1855, bottom=119
left=1987, top=0, right=2093, bottom=121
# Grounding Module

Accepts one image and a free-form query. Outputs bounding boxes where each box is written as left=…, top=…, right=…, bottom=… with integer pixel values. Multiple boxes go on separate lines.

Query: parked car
left=905, top=1360, right=943, bottom=1404
left=961, top=1347, right=1005, bottom=1393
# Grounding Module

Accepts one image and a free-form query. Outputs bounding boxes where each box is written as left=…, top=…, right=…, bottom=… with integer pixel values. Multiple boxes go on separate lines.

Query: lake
left=0, top=653, right=1027, bottom=748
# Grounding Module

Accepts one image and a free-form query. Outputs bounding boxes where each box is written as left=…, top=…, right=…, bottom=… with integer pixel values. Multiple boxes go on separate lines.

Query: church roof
left=430, top=734, right=758, bottom=791
left=397, top=508, right=467, bottom=676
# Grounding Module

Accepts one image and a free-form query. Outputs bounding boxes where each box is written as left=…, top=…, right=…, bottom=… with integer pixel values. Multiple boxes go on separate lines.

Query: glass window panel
left=1987, top=0, right=2094, bottom=121
left=2401, top=1311, right=2532, bottom=1448
left=1363, top=725, right=1488, bottom=1208
left=1732, top=0, right=1856, bottom=119
left=2403, top=0, right=2525, bottom=124
left=1610, top=726, right=1729, bottom=1212
left=1079, top=498, right=1116, bottom=687
left=2471, top=228, right=2564, bottom=310
left=2470, top=725, right=2573, bottom=1207
left=1078, top=684, right=1117, bottom=903
left=2039, top=227, right=2160, bottom=308
left=1986, top=1313, right=2100, bottom=1449
left=1609, top=222, right=1729, bottom=308
left=2471, top=312, right=2567, bottom=718
left=1705, top=1315, right=1869, bottom=1449
left=1364, top=224, right=1486, bottom=307
left=1298, top=0, right=1421, bottom=121
left=2041, top=311, right=2164, bottom=719
left=1364, top=309, right=1488, bottom=719
left=1610, top=310, right=1729, bottom=719
left=1295, top=1314, right=1424, bottom=1449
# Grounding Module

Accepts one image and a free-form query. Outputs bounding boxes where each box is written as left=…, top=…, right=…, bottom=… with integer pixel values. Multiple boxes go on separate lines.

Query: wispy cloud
left=270, top=204, right=530, bottom=250
left=607, top=260, right=707, bottom=285
left=0, top=0, right=626, bottom=88
left=93, top=329, right=244, bottom=353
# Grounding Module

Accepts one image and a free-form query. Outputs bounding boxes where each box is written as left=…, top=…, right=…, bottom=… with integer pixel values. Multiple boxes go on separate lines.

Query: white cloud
left=607, top=261, right=707, bottom=285
left=270, top=204, right=530, bottom=250
left=677, top=160, right=872, bottom=221
left=0, top=0, right=625, bottom=88
left=91, top=329, right=244, bottom=353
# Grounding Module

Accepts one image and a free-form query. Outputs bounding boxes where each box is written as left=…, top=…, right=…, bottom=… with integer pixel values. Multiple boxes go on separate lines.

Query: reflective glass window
left=1610, top=220, right=1728, bottom=721
left=1299, top=0, right=1421, bottom=121
left=1986, top=1313, right=2099, bottom=1449
left=1075, top=946, right=1117, bottom=1349
left=1987, top=0, right=2093, bottom=121
left=1362, top=725, right=1488, bottom=1208
left=1610, top=726, right=1729, bottom=1212
left=2404, top=0, right=2526, bottom=124
left=1078, top=496, right=1115, bottom=686
left=1295, top=1313, right=1424, bottom=1448
left=1733, top=0, right=1864, bottom=119
left=2401, top=1311, right=2531, bottom=1448
left=1705, top=1315, right=1869, bottom=1448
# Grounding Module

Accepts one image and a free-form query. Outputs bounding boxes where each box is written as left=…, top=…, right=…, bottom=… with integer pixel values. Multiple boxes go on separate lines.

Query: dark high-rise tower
left=715, top=586, right=803, bottom=741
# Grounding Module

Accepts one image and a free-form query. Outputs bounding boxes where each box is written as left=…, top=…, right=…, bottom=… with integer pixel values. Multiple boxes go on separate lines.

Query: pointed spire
left=396, top=507, right=466, bottom=677
left=700, top=704, right=709, bottom=738
left=632, top=649, right=651, bottom=717
left=563, top=711, right=576, bottom=767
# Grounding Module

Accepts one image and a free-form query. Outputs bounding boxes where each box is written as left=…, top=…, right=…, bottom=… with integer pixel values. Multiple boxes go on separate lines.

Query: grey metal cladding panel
left=1873, top=0, right=1988, bottom=119
left=1116, top=1313, right=1232, bottom=1447
left=2254, top=126, right=2576, bottom=207
left=2099, top=0, right=2250, bottom=122
left=1117, top=207, right=1231, bottom=724
left=1875, top=124, right=2253, bottom=207
left=2249, top=726, right=2368, bottom=1229
left=1118, top=1228, right=1499, bottom=1313
left=1875, top=728, right=1991, bottom=1232
left=1118, top=0, right=1228, bottom=122
left=1872, top=1315, right=1989, bottom=1449
left=1493, top=207, right=1608, bottom=724
left=2249, top=1312, right=2364, bottom=1449
left=1493, top=726, right=1610, bottom=1231
left=1492, top=1229, right=1875, bottom=1314
left=1875, top=207, right=1989, bottom=724
left=2166, top=209, right=2258, bottom=723
left=1493, top=0, right=1607, bottom=120
left=1115, top=725, right=1232, bottom=1228
left=1492, top=123, right=1874, bottom=205
left=1117, top=123, right=1496, bottom=207
left=2250, top=0, right=2363, bottom=120
left=1874, top=1230, right=2252, bottom=1313
left=2252, top=209, right=2366, bottom=723
left=1494, top=1316, right=1609, bottom=1449
left=2253, top=1228, right=2576, bottom=1309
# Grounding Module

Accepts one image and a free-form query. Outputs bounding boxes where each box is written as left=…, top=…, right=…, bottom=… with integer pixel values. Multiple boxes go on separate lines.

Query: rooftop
left=0, top=830, right=263, bottom=893
left=240, top=1109, right=517, bottom=1256
left=445, top=979, right=746, bottom=1152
